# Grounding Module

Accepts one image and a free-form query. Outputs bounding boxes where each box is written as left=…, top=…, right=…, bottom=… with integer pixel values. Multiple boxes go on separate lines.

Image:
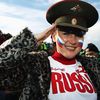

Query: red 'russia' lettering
left=51, top=72, right=95, bottom=94
left=71, top=73, right=86, bottom=93
left=62, top=72, right=76, bottom=92
left=52, top=72, right=65, bottom=94
left=78, top=74, right=95, bottom=93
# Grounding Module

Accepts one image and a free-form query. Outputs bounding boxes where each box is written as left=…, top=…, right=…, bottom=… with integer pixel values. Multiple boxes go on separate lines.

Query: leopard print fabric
left=0, top=27, right=100, bottom=100
left=77, top=55, right=100, bottom=97
left=19, top=51, right=51, bottom=100
left=0, top=28, right=51, bottom=100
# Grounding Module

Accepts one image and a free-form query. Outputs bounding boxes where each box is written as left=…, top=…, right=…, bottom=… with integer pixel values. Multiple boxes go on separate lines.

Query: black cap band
left=55, top=16, right=88, bottom=31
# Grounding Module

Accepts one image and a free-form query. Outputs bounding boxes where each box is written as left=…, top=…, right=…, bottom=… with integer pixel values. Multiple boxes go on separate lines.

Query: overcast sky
left=0, top=0, right=100, bottom=49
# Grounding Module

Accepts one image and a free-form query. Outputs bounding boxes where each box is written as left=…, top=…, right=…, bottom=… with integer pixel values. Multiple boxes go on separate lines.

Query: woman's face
left=52, top=27, right=85, bottom=59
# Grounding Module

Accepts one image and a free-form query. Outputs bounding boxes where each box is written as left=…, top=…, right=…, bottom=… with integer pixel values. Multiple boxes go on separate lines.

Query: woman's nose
left=66, top=34, right=77, bottom=44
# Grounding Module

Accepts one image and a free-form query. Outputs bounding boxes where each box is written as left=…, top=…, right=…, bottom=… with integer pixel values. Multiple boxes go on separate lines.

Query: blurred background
left=0, top=0, right=99, bottom=49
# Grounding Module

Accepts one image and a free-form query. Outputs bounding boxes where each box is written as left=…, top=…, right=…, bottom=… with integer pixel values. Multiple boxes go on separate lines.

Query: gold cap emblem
left=71, top=18, right=77, bottom=25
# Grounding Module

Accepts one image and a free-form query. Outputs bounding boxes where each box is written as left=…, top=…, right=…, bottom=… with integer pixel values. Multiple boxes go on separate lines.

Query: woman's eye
left=62, top=32, right=69, bottom=35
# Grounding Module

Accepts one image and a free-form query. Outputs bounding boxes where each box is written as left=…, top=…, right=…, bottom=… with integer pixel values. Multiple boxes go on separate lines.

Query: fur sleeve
left=0, top=28, right=38, bottom=91
left=77, top=56, right=100, bottom=94
left=19, top=51, right=51, bottom=100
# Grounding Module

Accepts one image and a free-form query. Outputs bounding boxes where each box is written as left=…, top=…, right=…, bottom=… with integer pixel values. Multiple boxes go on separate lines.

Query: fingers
left=35, top=24, right=56, bottom=44
left=85, top=51, right=98, bottom=57
left=42, top=23, right=56, bottom=35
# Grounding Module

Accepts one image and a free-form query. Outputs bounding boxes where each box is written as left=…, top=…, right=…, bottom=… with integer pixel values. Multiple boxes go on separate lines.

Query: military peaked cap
left=46, top=0, right=99, bottom=31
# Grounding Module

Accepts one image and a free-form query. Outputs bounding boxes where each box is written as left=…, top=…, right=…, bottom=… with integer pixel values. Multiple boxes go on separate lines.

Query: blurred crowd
left=38, top=42, right=100, bottom=58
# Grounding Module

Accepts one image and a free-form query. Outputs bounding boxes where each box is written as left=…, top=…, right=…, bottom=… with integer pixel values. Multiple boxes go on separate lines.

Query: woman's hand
left=35, top=24, right=56, bottom=44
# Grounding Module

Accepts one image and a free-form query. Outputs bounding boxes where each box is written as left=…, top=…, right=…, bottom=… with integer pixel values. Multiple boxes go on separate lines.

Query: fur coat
left=0, top=28, right=99, bottom=100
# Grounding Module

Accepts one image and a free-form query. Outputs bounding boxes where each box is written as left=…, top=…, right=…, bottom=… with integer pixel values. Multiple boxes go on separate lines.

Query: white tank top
left=48, top=56, right=97, bottom=100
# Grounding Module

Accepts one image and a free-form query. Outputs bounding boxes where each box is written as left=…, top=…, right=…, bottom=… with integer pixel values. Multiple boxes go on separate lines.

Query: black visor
left=57, top=25, right=86, bottom=37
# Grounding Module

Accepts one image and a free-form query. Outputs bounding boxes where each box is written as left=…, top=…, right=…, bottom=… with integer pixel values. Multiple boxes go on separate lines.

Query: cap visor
left=57, top=23, right=88, bottom=32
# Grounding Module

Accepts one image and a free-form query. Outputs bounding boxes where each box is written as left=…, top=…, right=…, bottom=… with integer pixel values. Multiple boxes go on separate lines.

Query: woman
left=0, top=0, right=100, bottom=100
